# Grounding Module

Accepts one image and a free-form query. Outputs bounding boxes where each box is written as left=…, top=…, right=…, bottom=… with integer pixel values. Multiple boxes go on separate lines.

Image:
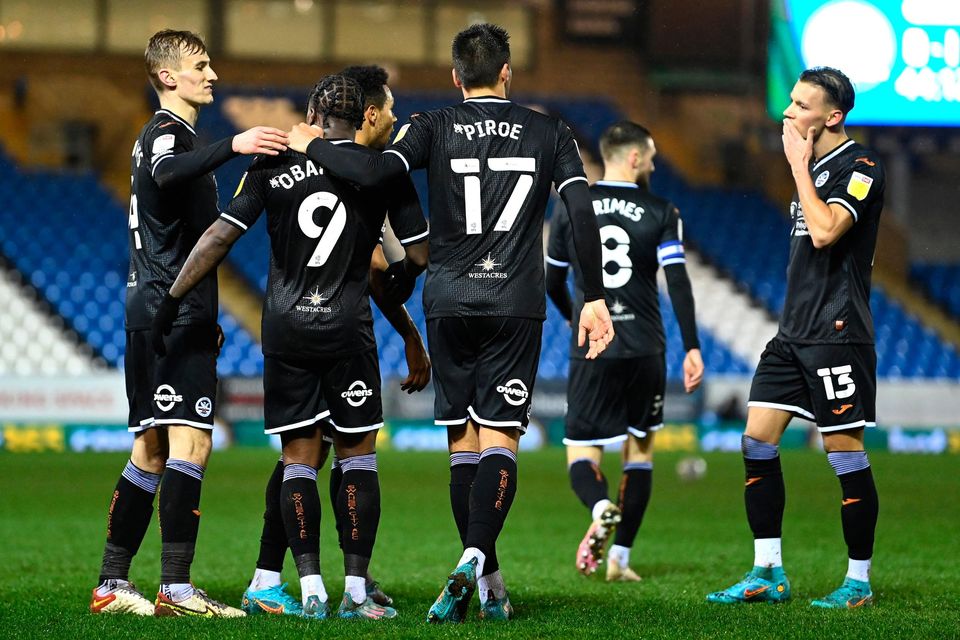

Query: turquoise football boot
left=811, top=577, right=873, bottom=609
left=706, top=566, right=791, bottom=604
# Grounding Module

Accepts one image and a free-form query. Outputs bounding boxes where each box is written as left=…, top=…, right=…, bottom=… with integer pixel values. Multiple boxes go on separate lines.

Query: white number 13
left=451, top=157, right=535, bottom=234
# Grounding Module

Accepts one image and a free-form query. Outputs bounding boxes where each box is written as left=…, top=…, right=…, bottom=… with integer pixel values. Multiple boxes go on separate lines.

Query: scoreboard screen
left=768, top=0, right=960, bottom=126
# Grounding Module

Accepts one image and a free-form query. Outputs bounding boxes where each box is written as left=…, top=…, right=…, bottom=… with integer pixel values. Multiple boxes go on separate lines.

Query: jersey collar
left=463, top=96, right=511, bottom=104
left=596, top=180, right=639, bottom=189
left=156, top=109, right=197, bottom=136
left=811, top=139, right=855, bottom=172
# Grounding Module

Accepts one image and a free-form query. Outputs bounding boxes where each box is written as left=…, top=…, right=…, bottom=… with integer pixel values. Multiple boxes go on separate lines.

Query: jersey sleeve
left=145, top=121, right=192, bottom=179
left=657, top=205, right=687, bottom=267
left=552, top=121, right=588, bottom=194
left=220, top=158, right=268, bottom=232
left=387, top=112, right=435, bottom=172
left=824, top=158, right=884, bottom=223
left=546, top=202, right=572, bottom=267
left=385, top=174, right=429, bottom=246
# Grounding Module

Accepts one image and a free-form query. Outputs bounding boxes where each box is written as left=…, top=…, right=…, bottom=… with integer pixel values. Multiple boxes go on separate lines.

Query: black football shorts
left=263, top=347, right=383, bottom=435
left=748, top=337, right=877, bottom=433
left=564, top=354, right=665, bottom=446
left=427, top=317, right=542, bottom=433
left=125, top=326, right=218, bottom=431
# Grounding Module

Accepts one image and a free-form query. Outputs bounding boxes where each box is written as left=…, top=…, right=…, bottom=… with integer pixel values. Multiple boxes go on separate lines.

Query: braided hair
left=307, top=74, right=365, bottom=130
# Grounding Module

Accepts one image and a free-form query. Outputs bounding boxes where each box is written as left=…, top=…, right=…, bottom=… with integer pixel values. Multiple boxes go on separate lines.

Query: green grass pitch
left=1, top=448, right=957, bottom=639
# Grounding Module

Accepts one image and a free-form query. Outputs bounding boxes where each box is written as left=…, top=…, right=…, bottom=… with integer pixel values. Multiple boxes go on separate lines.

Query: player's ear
left=306, top=106, right=317, bottom=126
left=366, top=104, right=378, bottom=127
left=825, top=109, right=844, bottom=128
left=500, top=63, right=511, bottom=85
left=451, top=68, right=462, bottom=89
left=157, top=68, right=177, bottom=90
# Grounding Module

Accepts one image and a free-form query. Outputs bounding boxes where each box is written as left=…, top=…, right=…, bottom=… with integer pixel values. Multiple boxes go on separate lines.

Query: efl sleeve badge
left=846, top=171, right=873, bottom=201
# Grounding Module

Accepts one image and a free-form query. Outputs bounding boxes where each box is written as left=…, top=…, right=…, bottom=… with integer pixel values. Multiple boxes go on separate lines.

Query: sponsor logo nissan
left=497, top=378, right=529, bottom=406
left=342, top=380, right=374, bottom=407
left=154, top=384, right=182, bottom=412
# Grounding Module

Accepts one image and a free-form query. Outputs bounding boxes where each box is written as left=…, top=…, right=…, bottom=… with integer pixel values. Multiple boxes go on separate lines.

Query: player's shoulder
left=146, top=110, right=195, bottom=139
left=843, top=140, right=884, bottom=177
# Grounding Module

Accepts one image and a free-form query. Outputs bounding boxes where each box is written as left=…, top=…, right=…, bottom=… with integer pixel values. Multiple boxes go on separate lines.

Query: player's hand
left=382, top=260, right=417, bottom=306
left=150, top=293, right=182, bottom=356
left=683, top=348, right=704, bottom=393
left=577, top=299, right=615, bottom=360
left=215, top=323, right=225, bottom=357
left=400, top=334, right=431, bottom=393
left=782, top=120, right=815, bottom=170
left=232, top=126, right=288, bottom=156
left=288, top=122, right=325, bottom=154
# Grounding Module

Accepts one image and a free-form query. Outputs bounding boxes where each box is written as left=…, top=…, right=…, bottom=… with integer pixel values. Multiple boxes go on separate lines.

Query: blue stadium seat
left=0, top=146, right=261, bottom=375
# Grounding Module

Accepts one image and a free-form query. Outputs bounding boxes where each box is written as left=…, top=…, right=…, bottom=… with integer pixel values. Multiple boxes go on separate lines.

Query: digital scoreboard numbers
left=769, top=0, right=960, bottom=126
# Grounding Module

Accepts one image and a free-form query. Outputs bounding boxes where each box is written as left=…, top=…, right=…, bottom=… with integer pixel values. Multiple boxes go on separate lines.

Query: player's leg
left=150, top=326, right=241, bottom=617
left=708, top=339, right=805, bottom=604
left=805, top=344, right=878, bottom=608
left=607, top=431, right=654, bottom=582
left=608, top=355, right=665, bottom=582
left=324, top=347, right=395, bottom=620
left=276, top=427, right=328, bottom=618
left=92, top=425, right=167, bottom=613
left=564, top=357, right=630, bottom=576
left=92, top=330, right=166, bottom=615
left=426, top=318, right=486, bottom=622
left=247, top=354, right=329, bottom=618
left=240, top=454, right=303, bottom=616
left=462, top=317, right=540, bottom=622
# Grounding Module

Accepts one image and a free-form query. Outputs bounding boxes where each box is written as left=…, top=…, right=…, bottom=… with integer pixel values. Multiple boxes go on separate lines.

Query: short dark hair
left=799, top=66, right=855, bottom=115
left=340, top=65, right=389, bottom=110
left=599, top=121, right=653, bottom=162
left=307, top=74, right=365, bottom=130
left=451, top=23, right=510, bottom=89
left=145, top=30, right=207, bottom=92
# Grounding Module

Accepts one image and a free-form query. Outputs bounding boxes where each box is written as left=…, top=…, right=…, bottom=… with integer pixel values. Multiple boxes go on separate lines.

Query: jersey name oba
left=268, top=159, right=325, bottom=189
left=453, top=119, right=524, bottom=141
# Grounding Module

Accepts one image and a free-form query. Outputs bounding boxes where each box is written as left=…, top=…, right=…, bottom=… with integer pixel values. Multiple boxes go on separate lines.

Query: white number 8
left=601, top=225, right=632, bottom=288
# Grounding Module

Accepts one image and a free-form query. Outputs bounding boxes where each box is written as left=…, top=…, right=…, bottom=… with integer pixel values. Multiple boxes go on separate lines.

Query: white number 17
left=451, top=157, right=535, bottom=234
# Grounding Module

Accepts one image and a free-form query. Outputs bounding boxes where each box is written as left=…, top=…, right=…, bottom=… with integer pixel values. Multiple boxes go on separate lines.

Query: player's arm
left=545, top=264, right=573, bottom=323
left=782, top=122, right=853, bottom=249
left=560, top=180, right=614, bottom=358
left=545, top=205, right=574, bottom=323
left=380, top=174, right=430, bottom=305
left=368, top=245, right=430, bottom=393
left=663, top=265, right=703, bottom=393
left=659, top=207, right=703, bottom=393
left=153, top=126, right=287, bottom=189
left=150, top=219, right=242, bottom=355
left=150, top=165, right=266, bottom=354
left=286, top=124, right=406, bottom=188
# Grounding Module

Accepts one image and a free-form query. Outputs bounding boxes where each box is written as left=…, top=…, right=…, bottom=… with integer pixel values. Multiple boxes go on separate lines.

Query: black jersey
left=778, top=139, right=885, bottom=345
left=387, top=96, right=587, bottom=320
left=126, top=110, right=220, bottom=330
left=548, top=181, right=685, bottom=359
left=220, top=142, right=427, bottom=359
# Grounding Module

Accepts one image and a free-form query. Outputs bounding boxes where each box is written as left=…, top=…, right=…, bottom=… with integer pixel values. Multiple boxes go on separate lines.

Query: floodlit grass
left=1, top=448, right=957, bottom=639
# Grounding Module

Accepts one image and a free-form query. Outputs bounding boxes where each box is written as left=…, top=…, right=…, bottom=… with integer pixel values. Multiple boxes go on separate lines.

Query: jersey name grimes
left=593, top=198, right=644, bottom=221
left=269, top=160, right=325, bottom=190
left=454, top=120, right=523, bottom=141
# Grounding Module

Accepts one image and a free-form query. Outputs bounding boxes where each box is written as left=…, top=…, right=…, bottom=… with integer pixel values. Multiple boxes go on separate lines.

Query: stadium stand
left=911, top=263, right=960, bottom=320
left=650, top=164, right=960, bottom=379
left=0, top=146, right=261, bottom=376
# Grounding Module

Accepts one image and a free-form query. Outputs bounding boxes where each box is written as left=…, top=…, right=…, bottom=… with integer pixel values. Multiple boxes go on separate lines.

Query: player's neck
left=461, top=84, right=507, bottom=100
left=158, top=94, right=201, bottom=127
left=813, top=128, right=849, bottom=161
left=602, top=167, right=638, bottom=184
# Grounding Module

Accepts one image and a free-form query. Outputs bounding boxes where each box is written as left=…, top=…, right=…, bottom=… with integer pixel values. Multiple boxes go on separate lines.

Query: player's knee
left=167, top=426, right=213, bottom=465
left=334, top=430, right=377, bottom=457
